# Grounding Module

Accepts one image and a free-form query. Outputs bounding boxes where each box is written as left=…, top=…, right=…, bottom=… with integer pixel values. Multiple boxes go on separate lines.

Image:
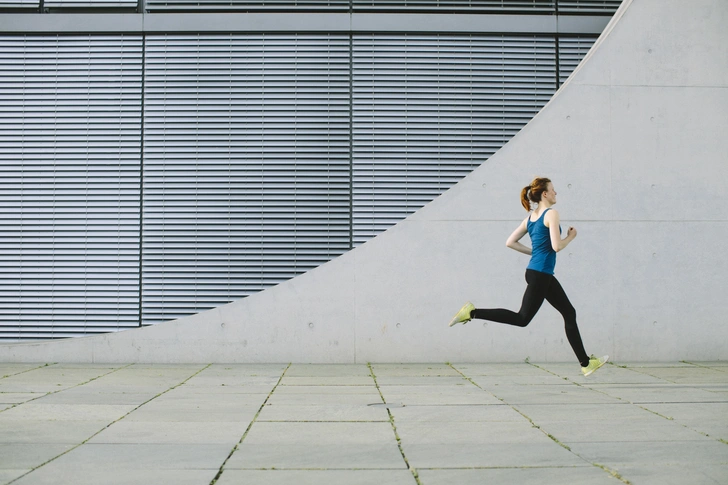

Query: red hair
left=520, top=177, right=551, bottom=211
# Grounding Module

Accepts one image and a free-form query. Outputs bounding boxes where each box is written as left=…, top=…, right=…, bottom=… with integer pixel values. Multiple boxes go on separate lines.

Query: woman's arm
left=506, top=218, right=532, bottom=255
left=545, top=209, right=576, bottom=252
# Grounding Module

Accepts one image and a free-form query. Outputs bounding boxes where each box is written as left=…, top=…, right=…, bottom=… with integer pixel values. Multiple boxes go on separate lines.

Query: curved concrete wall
left=3, top=0, right=727, bottom=363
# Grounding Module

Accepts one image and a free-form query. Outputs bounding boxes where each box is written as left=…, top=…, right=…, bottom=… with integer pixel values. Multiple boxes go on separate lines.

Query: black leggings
left=471, top=269, right=590, bottom=367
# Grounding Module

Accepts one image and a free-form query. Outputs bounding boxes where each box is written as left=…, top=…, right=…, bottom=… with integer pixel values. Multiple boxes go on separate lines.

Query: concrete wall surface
left=2, top=0, right=727, bottom=363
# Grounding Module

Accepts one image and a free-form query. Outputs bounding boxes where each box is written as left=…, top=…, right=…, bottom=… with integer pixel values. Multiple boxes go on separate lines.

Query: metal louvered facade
left=142, top=34, right=352, bottom=325
left=0, top=0, right=621, bottom=10
left=352, top=34, right=556, bottom=245
left=44, top=0, right=139, bottom=8
left=557, top=1, right=622, bottom=13
left=0, top=35, right=143, bottom=339
left=558, top=35, right=597, bottom=84
left=0, top=0, right=38, bottom=8
left=142, top=0, right=620, bottom=13
left=0, top=5, right=608, bottom=340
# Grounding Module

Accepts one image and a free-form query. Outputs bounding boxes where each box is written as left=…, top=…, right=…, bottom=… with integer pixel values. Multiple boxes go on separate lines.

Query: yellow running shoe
left=448, top=302, right=475, bottom=327
left=582, top=355, right=609, bottom=377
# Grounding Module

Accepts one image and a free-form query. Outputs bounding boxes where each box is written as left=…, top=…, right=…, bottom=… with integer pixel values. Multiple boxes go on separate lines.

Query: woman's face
left=542, top=183, right=557, bottom=204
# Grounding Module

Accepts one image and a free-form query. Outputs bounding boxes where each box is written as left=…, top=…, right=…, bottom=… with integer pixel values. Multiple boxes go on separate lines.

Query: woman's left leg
left=544, top=276, right=590, bottom=367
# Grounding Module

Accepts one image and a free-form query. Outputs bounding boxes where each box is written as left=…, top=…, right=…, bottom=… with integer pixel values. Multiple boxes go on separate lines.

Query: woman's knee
left=516, top=313, right=535, bottom=328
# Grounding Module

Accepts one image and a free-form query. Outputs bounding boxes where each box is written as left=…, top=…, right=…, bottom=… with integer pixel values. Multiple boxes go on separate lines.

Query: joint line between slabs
left=0, top=362, right=60, bottom=380
left=680, top=360, right=728, bottom=373
left=209, top=363, right=292, bottom=485
left=5, top=363, right=212, bottom=485
left=367, top=363, right=422, bottom=485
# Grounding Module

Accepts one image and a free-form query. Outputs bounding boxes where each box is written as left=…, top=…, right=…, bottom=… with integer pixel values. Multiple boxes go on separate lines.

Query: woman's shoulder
left=543, top=208, right=560, bottom=226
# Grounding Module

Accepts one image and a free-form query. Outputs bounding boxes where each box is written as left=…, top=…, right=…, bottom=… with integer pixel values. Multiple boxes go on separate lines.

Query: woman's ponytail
left=520, top=186, right=531, bottom=212
left=521, top=177, right=551, bottom=212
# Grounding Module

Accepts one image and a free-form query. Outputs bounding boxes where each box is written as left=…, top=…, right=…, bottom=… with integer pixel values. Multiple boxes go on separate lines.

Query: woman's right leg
left=471, top=270, right=549, bottom=327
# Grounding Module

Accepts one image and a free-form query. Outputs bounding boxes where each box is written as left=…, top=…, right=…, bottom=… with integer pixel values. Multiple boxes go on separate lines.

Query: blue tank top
left=526, top=208, right=559, bottom=275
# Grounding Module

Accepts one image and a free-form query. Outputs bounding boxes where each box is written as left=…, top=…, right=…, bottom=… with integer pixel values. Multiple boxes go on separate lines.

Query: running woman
left=448, top=177, right=608, bottom=377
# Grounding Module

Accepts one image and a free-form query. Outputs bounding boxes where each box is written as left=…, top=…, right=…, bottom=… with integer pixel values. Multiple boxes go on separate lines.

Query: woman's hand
left=506, top=217, right=532, bottom=255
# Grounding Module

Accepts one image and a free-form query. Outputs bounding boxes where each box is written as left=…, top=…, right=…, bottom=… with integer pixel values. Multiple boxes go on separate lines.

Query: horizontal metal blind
left=0, top=0, right=39, bottom=7
left=145, top=0, right=349, bottom=12
left=143, top=0, right=618, bottom=13
left=0, top=35, right=143, bottom=341
left=351, top=0, right=554, bottom=11
left=557, top=0, right=621, bottom=13
left=352, top=34, right=555, bottom=245
left=44, top=0, right=138, bottom=8
left=142, top=34, right=351, bottom=325
left=558, top=35, right=597, bottom=84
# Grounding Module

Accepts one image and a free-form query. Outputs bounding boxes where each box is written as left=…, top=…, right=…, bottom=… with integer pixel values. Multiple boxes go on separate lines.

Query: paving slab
left=257, top=403, right=390, bottom=422
left=33, top=390, right=161, bottom=405
left=0, top=364, right=50, bottom=376
left=536, top=415, right=711, bottom=443
left=401, top=442, right=587, bottom=468
left=468, top=374, right=573, bottom=386
left=144, top=393, right=268, bottom=408
left=639, top=402, right=728, bottom=440
left=370, top=364, right=461, bottom=377
left=225, top=443, right=407, bottom=469
left=241, top=421, right=396, bottom=445
left=374, top=376, right=471, bottom=386
left=389, top=404, right=524, bottom=423
left=452, top=363, right=554, bottom=376
left=0, top=403, right=136, bottom=421
left=87, top=421, right=249, bottom=445
left=181, top=376, right=281, bottom=388
left=0, top=469, right=30, bottom=485
left=267, top=389, right=382, bottom=406
left=378, top=386, right=502, bottom=405
left=278, top=376, right=376, bottom=386
left=580, top=383, right=725, bottom=403
left=609, top=464, right=728, bottom=485
left=197, top=364, right=289, bottom=377
left=0, top=419, right=111, bottom=444
left=696, top=361, right=728, bottom=367
left=0, top=370, right=114, bottom=393
left=38, top=443, right=231, bottom=470
left=626, top=366, right=728, bottom=384
left=513, top=402, right=655, bottom=423
left=416, top=466, right=623, bottom=485
left=216, top=469, right=416, bottom=485
left=123, top=407, right=260, bottom=423
left=396, top=421, right=554, bottom=445
left=617, top=362, right=698, bottom=368
left=284, top=364, right=371, bottom=377
left=273, top=385, right=379, bottom=395
left=0, top=392, right=44, bottom=404
left=10, top=467, right=219, bottom=485
left=568, top=440, right=728, bottom=466
left=481, top=382, right=623, bottom=405
left=0, top=444, right=74, bottom=469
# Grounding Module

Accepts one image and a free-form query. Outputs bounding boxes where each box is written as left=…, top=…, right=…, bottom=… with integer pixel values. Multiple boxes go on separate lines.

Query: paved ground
left=0, top=361, right=726, bottom=485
